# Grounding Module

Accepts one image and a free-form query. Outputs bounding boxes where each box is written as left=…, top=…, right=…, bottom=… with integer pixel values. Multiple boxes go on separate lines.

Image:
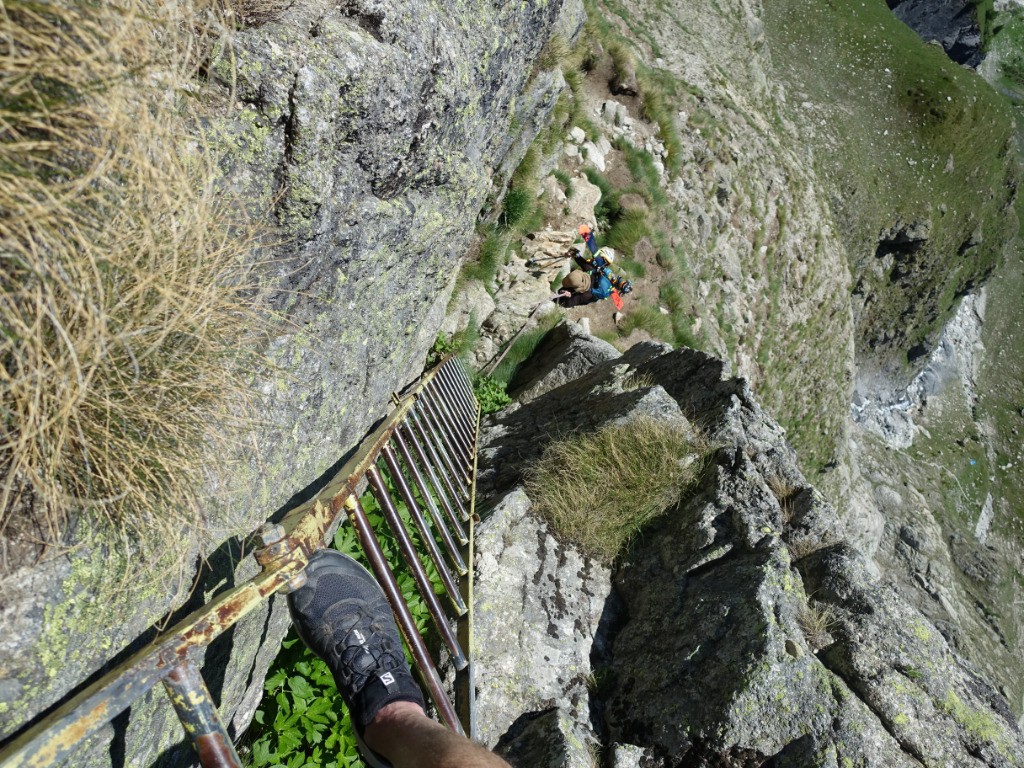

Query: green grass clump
left=525, top=417, right=706, bottom=561
left=636, top=72, right=683, bottom=176
left=551, top=169, right=575, bottom=198
left=618, top=305, right=673, bottom=342
left=1001, top=51, right=1024, bottom=85
left=614, top=137, right=667, bottom=205
left=619, top=257, right=646, bottom=278
left=606, top=209, right=650, bottom=253
left=490, top=311, right=563, bottom=388
left=460, top=227, right=507, bottom=286
left=501, top=187, right=534, bottom=230
left=975, top=0, right=998, bottom=46
left=583, top=168, right=623, bottom=231
left=659, top=285, right=700, bottom=349
left=538, top=33, right=572, bottom=71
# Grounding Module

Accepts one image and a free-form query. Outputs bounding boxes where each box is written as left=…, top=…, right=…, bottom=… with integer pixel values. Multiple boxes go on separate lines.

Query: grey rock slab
left=890, top=0, right=984, bottom=66
left=567, top=173, right=602, bottom=225
left=441, top=279, right=496, bottom=336
left=507, top=320, right=621, bottom=403
left=494, top=708, right=600, bottom=768
left=805, top=544, right=1024, bottom=767
left=474, top=489, right=611, bottom=747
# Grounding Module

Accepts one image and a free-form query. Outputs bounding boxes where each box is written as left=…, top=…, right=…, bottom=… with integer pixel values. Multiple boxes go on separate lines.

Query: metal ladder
left=0, top=355, right=479, bottom=768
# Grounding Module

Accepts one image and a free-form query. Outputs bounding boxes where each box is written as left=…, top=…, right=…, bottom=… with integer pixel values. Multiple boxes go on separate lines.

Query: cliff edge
left=474, top=321, right=1024, bottom=766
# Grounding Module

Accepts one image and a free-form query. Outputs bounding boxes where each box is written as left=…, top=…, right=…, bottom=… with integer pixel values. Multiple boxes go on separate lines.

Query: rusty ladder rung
left=0, top=355, right=479, bottom=768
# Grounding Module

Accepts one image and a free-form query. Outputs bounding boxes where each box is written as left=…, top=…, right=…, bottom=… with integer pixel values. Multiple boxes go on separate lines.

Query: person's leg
left=365, top=701, right=510, bottom=768
left=287, top=549, right=510, bottom=768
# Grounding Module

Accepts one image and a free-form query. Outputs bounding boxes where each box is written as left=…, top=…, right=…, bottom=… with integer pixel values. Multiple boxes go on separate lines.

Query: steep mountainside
left=2, top=0, right=1022, bottom=765
left=475, top=321, right=1024, bottom=766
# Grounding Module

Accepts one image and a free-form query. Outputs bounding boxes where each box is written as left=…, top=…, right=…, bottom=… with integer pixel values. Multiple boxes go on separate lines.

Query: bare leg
left=365, top=701, right=511, bottom=768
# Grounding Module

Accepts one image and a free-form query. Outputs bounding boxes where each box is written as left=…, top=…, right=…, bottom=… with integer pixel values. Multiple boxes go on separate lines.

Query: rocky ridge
left=473, top=321, right=1024, bottom=767
left=453, top=0, right=1024, bottom=726
left=888, top=0, right=985, bottom=67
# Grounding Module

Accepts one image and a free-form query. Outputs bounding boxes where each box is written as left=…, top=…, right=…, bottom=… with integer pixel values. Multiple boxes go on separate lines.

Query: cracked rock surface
left=474, top=321, right=1024, bottom=766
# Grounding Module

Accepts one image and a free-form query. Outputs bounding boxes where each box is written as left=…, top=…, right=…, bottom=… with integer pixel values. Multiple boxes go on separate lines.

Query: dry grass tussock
left=525, top=417, right=707, bottom=562
left=0, top=1, right=261, bottom=564
left=798, top=600, right=837, bottom=650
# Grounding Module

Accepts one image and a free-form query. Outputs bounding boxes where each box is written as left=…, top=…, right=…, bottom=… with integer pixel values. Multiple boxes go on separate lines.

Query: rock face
left=0, top=1, right=584, bottom=764
left=474, top=322, right=1024, bottom=766
left=888, top=0, right=984, bottom=67
left=474, top=489, right=611, bottom=748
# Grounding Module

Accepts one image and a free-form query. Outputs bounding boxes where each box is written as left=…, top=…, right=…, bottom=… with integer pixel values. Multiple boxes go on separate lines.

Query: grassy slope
left=586, top=0, right=858, bottom=481
left=760, top=0, right=1017, bottom=370
left=760, top=0, right=1024, bottom=707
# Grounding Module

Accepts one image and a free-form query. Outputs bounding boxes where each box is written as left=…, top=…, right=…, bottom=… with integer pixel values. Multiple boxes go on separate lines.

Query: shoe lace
left=327, top=614, right=404, bottom=691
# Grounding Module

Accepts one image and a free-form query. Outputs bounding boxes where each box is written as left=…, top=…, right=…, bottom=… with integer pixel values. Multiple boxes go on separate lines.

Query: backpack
left=590, top=270, right=613, bottom=299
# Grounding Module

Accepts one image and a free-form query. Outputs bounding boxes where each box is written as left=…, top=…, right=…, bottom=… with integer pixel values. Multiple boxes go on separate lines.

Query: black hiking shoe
left=287, top=549, right=425, bottom=766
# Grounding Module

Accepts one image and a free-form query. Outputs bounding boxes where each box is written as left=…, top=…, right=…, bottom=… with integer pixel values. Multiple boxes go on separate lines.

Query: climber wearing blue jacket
left=555, top=246, right=633, bottom=307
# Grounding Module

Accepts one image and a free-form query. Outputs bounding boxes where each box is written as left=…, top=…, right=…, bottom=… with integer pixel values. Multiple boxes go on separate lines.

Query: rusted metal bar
left=420, top=386, right=468, bottom=470
left=163, top=661, right=242, bottom=768
left=366, top=466, right=468, bottom=671
left=428, top=374, right=475, bottom=455
left=398, top=422, right=467, bottom=544
left=443, top=357, right=474, bottom=410
left=410, top=406, right=468, bottom=506
left=434, top=363, right=471, bottom=425
left=0, top=548, right=308, bottom=768
left=406, top=413, right=469, bottom=525
left=422, top=384, right=472, bottom=470
left=344, top=494, right=463, bottom=734
left=419, top=389, right=472, bottom=482
left=455, top=377, right=479, bottom=739
left=392, top=430, right=468, bottom=570
left=437, top=388, right=476, bottom=471
left=452, top=359, right=480, bottom=417
left=412, top=402, right=467, bottom=497
left=0, top=356, right=478, bottom=768
left=438, top=362, right=475, bottom=422
left=381, top=444, right=466, bottom=613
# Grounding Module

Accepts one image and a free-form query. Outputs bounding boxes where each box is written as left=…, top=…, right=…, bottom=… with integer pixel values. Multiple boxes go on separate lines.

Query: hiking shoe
left=287, top=549, right=425, bottom=751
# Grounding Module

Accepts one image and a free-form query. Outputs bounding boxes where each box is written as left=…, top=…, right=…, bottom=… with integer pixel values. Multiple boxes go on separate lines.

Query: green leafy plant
left=427, top=322, right=479, bottom=368
left=246, top=481, right=448, bottom=767
left=473, top=376, right=513, bottom=414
